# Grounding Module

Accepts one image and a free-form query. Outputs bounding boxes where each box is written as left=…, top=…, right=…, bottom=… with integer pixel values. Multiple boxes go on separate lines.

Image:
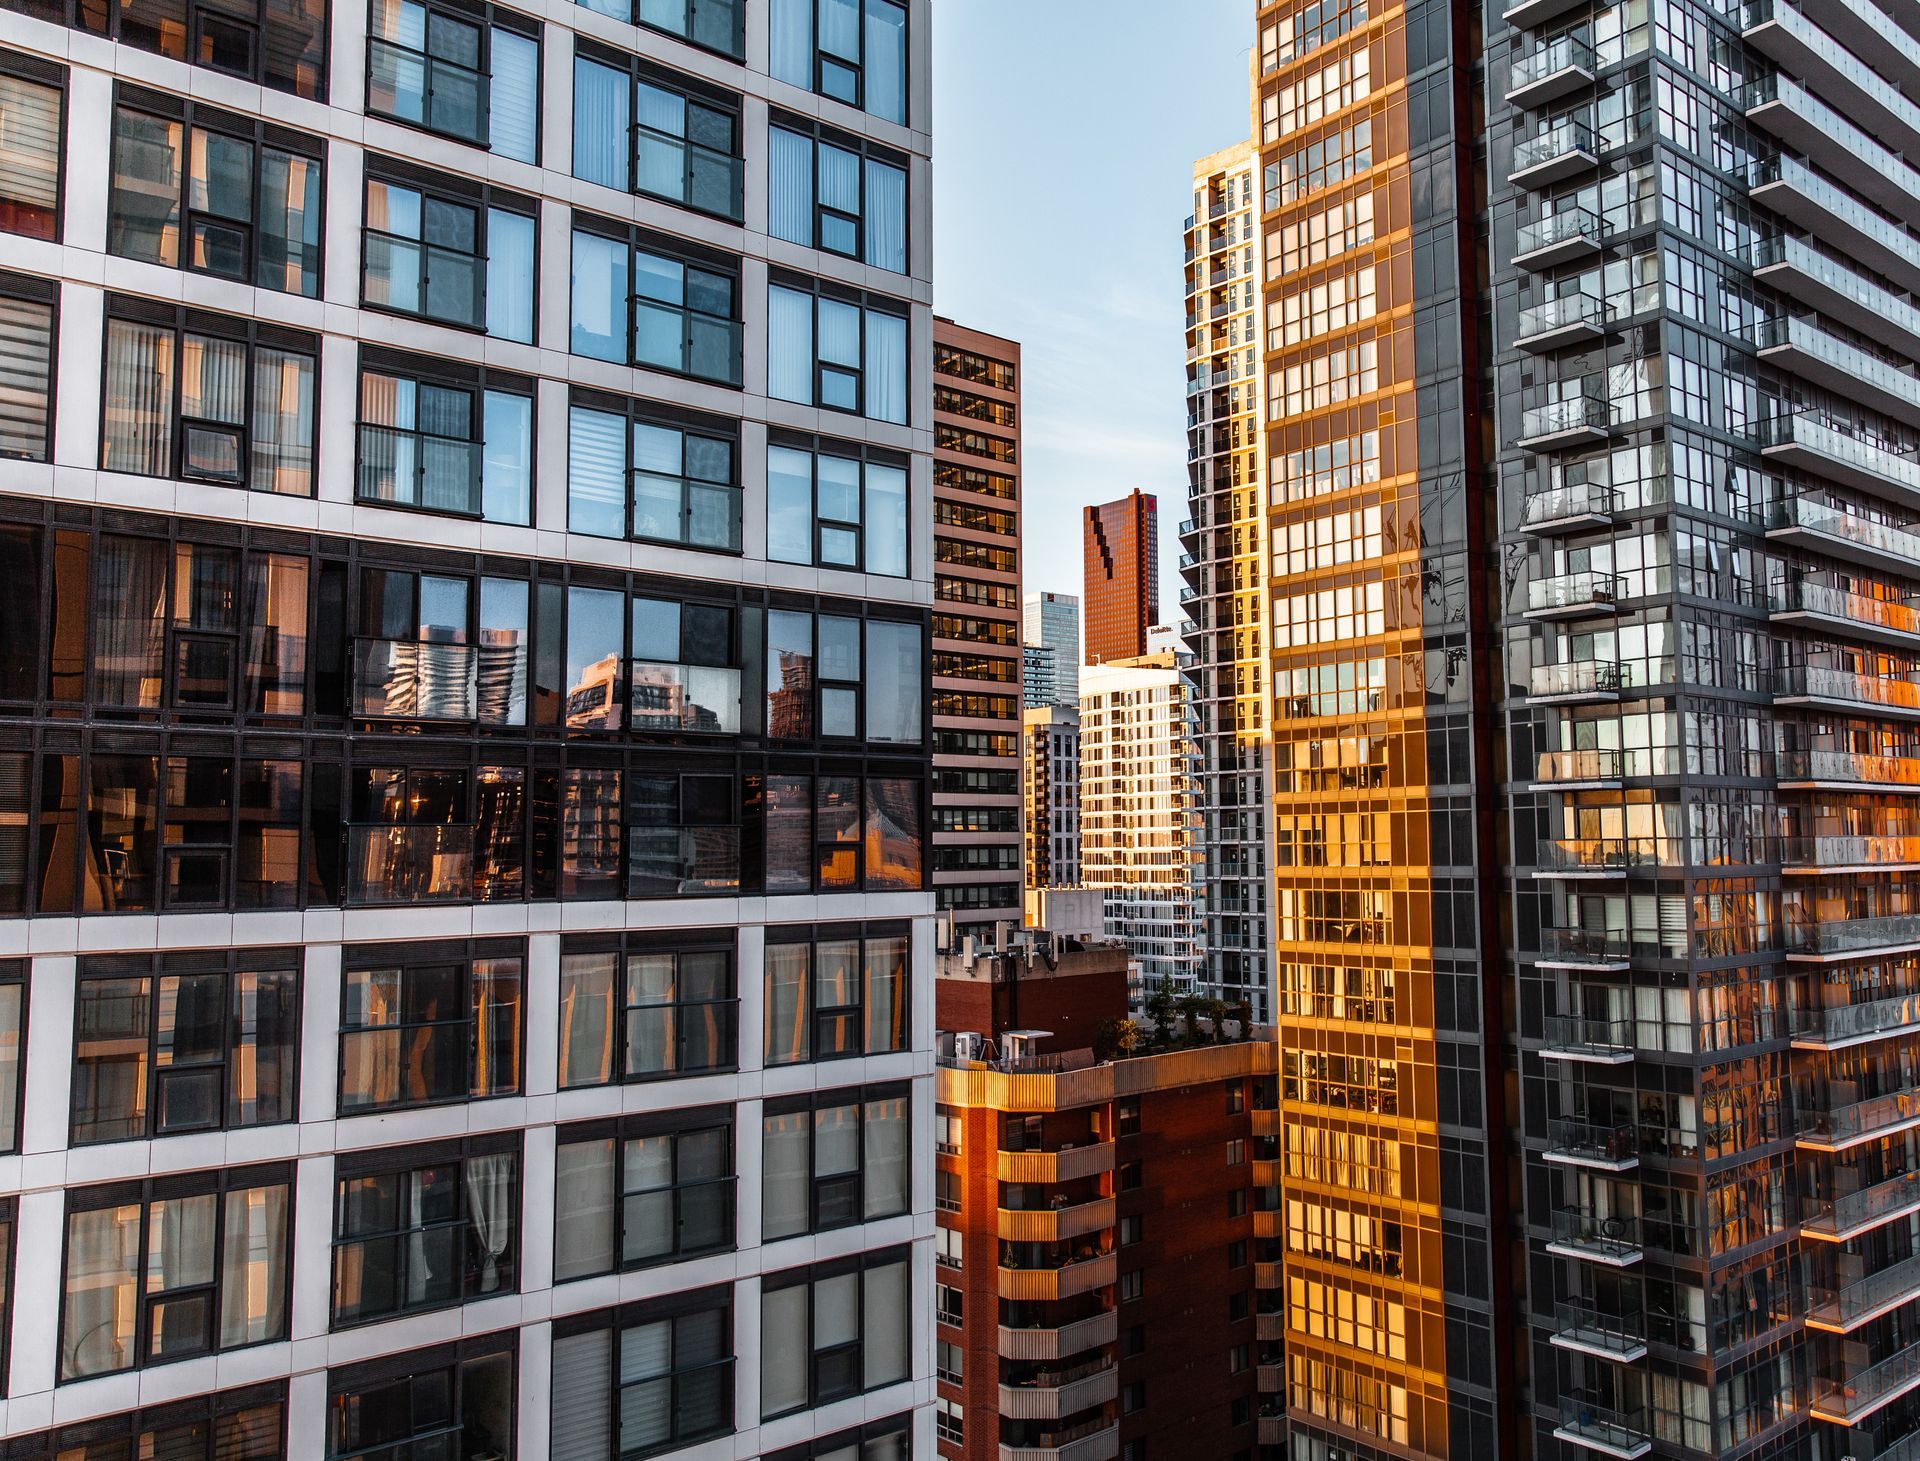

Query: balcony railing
left=1524, top=480, right=1620, bottom=530
left=344, top=823, right=475, bottom=905
left=1536, top=836, right=1655, bottom=875
left=1519, top=395, right=1611, bottom=447
left=1542, top=1014, right=1634, bottom=1060
left=1781, top=834, right=1920, bottom=870
left=1516, top=205, right=1605, bottom=265
left=1778, top=748, right=1920, bottom=790
left=1808, top=1252, right=1920, bottom=1333
left=1550, top=1208, right=1643, bottom=1264
left=1554, top=1393, right=1652, bottom=1458
left=1517, top=290, right=1610, bottom=347
left=1796, top=990, right=1920, bottom=1048
left=1767, top=491, right=1920, bottom=571
left=1546, top=1119, right=1639, bottom=1167
left=628, top=662, right=742, bottom=735
left=1530, top=658, right=1624, bottom=699
left=1536, top=748, right=1625, bottom=783
left=1552, top=1299, right=1647, bottom=1359
left=627, top=826, right=741, bottom=897
left=1811, top=1337, right=1920, bottom=1423
left=1541, top=926, right=1632, bottom=964
left=1775, top=664, right=1920, bottom=714
left=1788, top=913, right=1920, bottom=958
left=1759, top=412, right=1920, bottom=507
left=1771, top=579, right=1920, bottom=644
left=1799, top=1082, right=1920, bottom=1150
left=1512, top=119, right=1600, bottom=184
left=1527, top=570, right=1622, bottom=615
left=1509, top=32, right=1597, bottom=102
left=1803, top=1167, right=1920, bottom=1242
left=353, top=638, right=479, bottom=720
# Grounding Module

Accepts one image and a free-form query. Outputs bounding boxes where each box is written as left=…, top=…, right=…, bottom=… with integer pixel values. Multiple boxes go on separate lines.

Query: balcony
left=1541, top=1014, right=1635, bottom=1065
left=1795, top=990, right=1920, bottom=1051
left=998, top=1145, right=1116, bottom=1184
left=344, top=823, right=474, bottom=905
left=1807, top=1252, right=1920, bottom=1334
left=1740, top=72, right=1920, bottom=220
left=998, top=1310, right=1119, bottom=1363
left=1255, top=1260, right=1284, bottom=1290
left=1782, top=835, right=1920, bottom=874
left=998, top=1252, right=1117, bottom=1303
left=1771, top=579, right=1920, bottom=653
left=1550, top=1299, right=1648, bottom=1363
left=1774, top=663, right=1920, bottom=721
left=1811, top=1340, right=1920, bottom=1424
left=1798, top=1083, right=1920, bottom=1152
left=1517, top=290, right=1611, bottom=352
left=1788, top=913, right=1920, bottom=961
left=1539, top=926, right=1632, bottom=970
left=1256, top=1311, right=1285, bottom=1343
left=1553, top=1394, right=1653, bottom=1460
left=1749, top=154, right=1920, bottom=298
left=1535, top=837, right=1651, bottom=879
left=1516, top=206, right=1607, bottom=271
left=999, top=1359, right=1120, bottom=1423
left=1502, top=0, right=1589, bottom=35
left=1258, top=1414, right=1287, bottom=1448
left=1548, top=1209, right=1643, bottom=1266
left=1755, top=314, right=1920, bottom=433
left=1758, top=414, right=1920, bottom=512
left=353, top=638, right=480, bottom=721
left=1525, top=570, right=1622, bottom=620
left=1529, top=658, right=1625, bottom=703
left=1779, top=748, right=1920, bottom=793
left=1518, top=394, right=1612, bottom=451
left=1743, top=0, right=1920, bottom=160
left=1752, top=234, right=1920, bottom=364
left=1510, top=119, right=1600, bottom=189
left=1766, top=493, right=1920, bottom=581
left=1803, top=1168, right=1920, bottom=1244
left=1523, top=481, right=1620, bottom=535
left=1508, top=32, right=1597, bottom=107
left=999, top=1421, right=1120, bottom=1461
left=1251, top=1108, right=1282, bottom=1138
left=1534, top=748, right=1625, bottom=789
left=999, top=1197, right=1117, bottom=1244
left=1545, top=1119, right=1640, bottom=1171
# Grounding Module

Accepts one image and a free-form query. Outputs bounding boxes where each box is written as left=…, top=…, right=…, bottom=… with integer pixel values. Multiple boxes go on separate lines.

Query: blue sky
left=931, top=0, right=1253, bottom=614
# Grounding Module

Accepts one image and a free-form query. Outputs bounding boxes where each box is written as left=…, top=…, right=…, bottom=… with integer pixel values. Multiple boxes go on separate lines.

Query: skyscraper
left=1022, top=703, right=1081, bottom=890
left=0, top=3, right=935, bottom=1458
left=1023, top=589, right=1082, bottom=706
left=933, top=319, right=1023, bottom=927
left=1082, top=491, right=1159, bottom=665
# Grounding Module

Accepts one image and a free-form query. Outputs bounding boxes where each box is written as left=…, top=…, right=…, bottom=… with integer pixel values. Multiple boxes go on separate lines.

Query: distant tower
left=1082, top=489, right=1158, bottom=664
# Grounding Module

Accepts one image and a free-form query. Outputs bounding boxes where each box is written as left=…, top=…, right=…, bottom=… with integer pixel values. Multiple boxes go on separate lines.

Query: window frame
left=759, top=1246, right=912, bottom=1420
left=770, top=0, right=909, bottom=124
left=761, top=1081, right=911, bottom=1240
left=326, top=1333, right=518, bottom=1461
left=360, top=159, right=538, bottom=339
left=556, top=931, right=739, bottom=1087
left=354, top=345, right=535, bottom=522
left=337, top=938, right=525, bottom=1116
left=70, top=948, right=300, bottom=1147
left=0, top=964, right=22, bottom=1160
left=573, top=41, right=743, bottom=222
left=757, top=772, right=926, bottom=897
left=762, top=923, right=912, bottom=1066
left=768, top=111, right=909, bottom=272
left=570, top=213, right=744, bottom=386
left=550, top=1285, right=735, bottom=1460
left=330, top=1132, right=522, bottom=1329
left=767, top=271, right=909, bottom=422
left=765, top=431, right=911, bottom=576
left=365, top=0, right=542, bottom=159
left=0, top=270, right=58, bottom=463
left=58, top=1163, right=293, bottom=1384
left=106, top=85, right=325, bottom=297
left=567, top=386, right=743, bottom=553
left=2, top=1382, right=289, bottom=1459
left=0, top=48, right=67, bottom=244
left=553, top=1106, right=737, bottom=1279
left=762, top=600, right=927, bottom=745
left=53, top=0, right=330, bottom=99
left=764, top=1415, right=914, bottom=1461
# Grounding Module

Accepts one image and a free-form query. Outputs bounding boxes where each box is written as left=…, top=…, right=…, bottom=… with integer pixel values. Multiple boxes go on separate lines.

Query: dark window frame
left=567, top=385, right=743, bottom=554
left=768, top=269, right=909, bottom=421
left=0, top=963, right=23, bottom=1160
left=0, top=269, right=58, bottom=463
left=756, top=768, right=926, bottom=897
left=326, top=1332, right=518, bottom=1461
left=764, top=1414, right=914, bottom=1461
left=768, top=109, right=909, bottom=270
left=550, top=1285, right=736, bottom=1460
left=762, top=921, right=913, bottom=1065
left=553, top=1104, right=737, bottom=1278
left=359, top=158, right=538, bottom=337
left=762, top=1080, right=911, bottom=1239
left=759, top=1245, right=912, bottom=1420
left=556, top=930, right=740, bottom=1086
left=573, top=40, right=743, bottom=221
left=1, top=1381, right=289, bottom=1459
left=42, top=0, right=330, bottom=99
left=354, top=344, right=536, bottom=521
left=774, top=0, right=909, bottom=123
left=0, top=47, right=67, bottom=245
left=337, top=937, right=525, bottom=1115
left=765, top=429, right=912, bottom=576
left=571, top=212, right=744, bottom=387
left=365, top=0, right=543, bottom=155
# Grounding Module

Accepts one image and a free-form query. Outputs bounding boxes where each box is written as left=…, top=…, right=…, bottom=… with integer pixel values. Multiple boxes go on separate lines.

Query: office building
left=1078, top=653, right=1201, bottom=996
left=1082, top=492, right=1159, bottom=666
left=1022, top=704, right=1081, bottom=890
left=932, top=929, right=1283, bottom=1461
left=1022, top=589, right=1082, bottom=707
left=0, top=4, right=936, bottom=1459
left=1022, top=641, right=1058, bottom=709
left=933, top=318, right=1023, bottom=927
left=1180, top=138, right=1274, bottom=1023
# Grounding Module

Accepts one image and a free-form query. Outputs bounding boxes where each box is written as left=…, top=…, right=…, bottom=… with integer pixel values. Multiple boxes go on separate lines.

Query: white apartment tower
left=0, top=2, right=936, bottom=1459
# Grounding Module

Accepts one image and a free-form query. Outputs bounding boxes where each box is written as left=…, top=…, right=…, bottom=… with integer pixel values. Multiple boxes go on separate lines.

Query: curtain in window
left=148, top=1192, right=216, bottom=1358
left=762, top=1108, right=809, bottom=1238
left=102, top=320, right=176, bottom=478
left=0, top=296, right=52, bottom=461
left=250, top=347, right=314, bottom=496
left=862, top=1258, right=908, bottom=1388
left=573, top=59, right=629, bottom=191
left=558, top=950, right=616, bottom=1086
left=465, top=1152, right=515, bottom=1292
left=760, top=1285, right=809, bottom=1417
left=550, top=1331, right=613, bottom=1461
left=863, top=1096, right=907, bottom=1218
left=481, top=390, right=532, bottom=525
left=567, top=406, right=628, bottom=539
left=0, top=76, right=60, bottom=237
left=764, top=942, right=809, bottom=1064
left=621, top=1134, right=673, bottom=1260
left=864, top=159, right=906, bottom=272
left=864, top=935, right=906, bottom=1052
left=61, top=1203, right=140, bottom=1379
left=864, top=0, right=908, bottom=124
left=553, top=1139, right=615, bottom=1279
left=768, top=127, right=813, bottom=247
left=766, top=285, right=814, bottom=404
left=864, top=309, right=907, bottom=423
left=571, top=229, right=629, bottom=362
left=489, top=29, right=540, bottom=163
left=219, top=1182, right=288, bottom=1347
left=471, top=957, right=522, bottom=1097
left=768, top=0, right=812, bottom=88
left=619, top=1320, right=673, bottom=1451
left=485, top=208, right=536, bottom=343
left=0, top=984, right=19, bottom=1151
left=92, top=533, right=168, bottom=708
left=864, top=463, right=907, bottom=576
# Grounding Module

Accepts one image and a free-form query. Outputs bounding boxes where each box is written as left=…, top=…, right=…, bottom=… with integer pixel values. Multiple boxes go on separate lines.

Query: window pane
left=768, top=0, right=812, bottom=87
left=559, top=951, right=616, bottom=1087
left=863, top=1096, right=907, bottom=1217
left=767, top=285, right=814, bottom=404
left=477, top=578, right=529, bottom=726
left=566, top=586, right=625, bottom=731
left=766, top=611, right=813, bottom=738
left=864, top=0, right=909, bottom=124
left=864, top=159, right=906, bottom=271
left=74, top=976, right=151, bottom=1143
left=219, top=1182, right=288, bottom=1347
left=864, top=309, right=907, bottom=423
left=63, top=1203, right=140, bottom=1379
left=109, top=108, right=182, bottom=266
left=231, top=967, right=298, bottom=1124
left=486, top=207, right=536, bottom=342
left=0, top=74, right=61, bottom=240
left=0, top=983, right=20, bottom=1151
left=251, top=346, right=316, bottom=496
left=0, top=295, right=53, bottom=461
left=102, top=321, right=176, bottom=477
left=864, top=463, right=907, bottom=576
left=864, top=780, right=920, bottom=890
left=769, top=127, right=812, bottom=246
left=571, top=229, right=629, bottom=361
left=862, top=1258, right=908, bottom=1387
left=256, top=147, right=322, bottom=296
left=552, top=1331, right=613, bottom=1461
left=569, top=406, right=629, bottom=539
left=489, top=28, right=540, bottom=163
left=573, top=58, right=630, bottom=190
left=765, top=944, right=809, bottom=1065
left=481, top=389, right=532, bottom=524
left=762, top=1107, right=809, bottom=1239
left=767, top=445, right=814, bottom=564
left=864, top=620, right=921, bottom=743
left=760, top=1284, right=809, bottom=1417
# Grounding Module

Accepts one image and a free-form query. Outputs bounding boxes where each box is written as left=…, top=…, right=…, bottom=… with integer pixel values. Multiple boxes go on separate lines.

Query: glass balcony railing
left=1516, top=206, right=1605, bottom=262
left=1553, top=1299, right=1646, bottom=1357
left=1537, top=836, right=1656, bottom=874
left=1524, top=480, right=1620, bottom=528
left=1758, top=413, right=1920, bottom=503
left=1778, top=748, right=1920, bottom=789
left=1542, top=1013, right=1634, bottom=1057
left=629, top=662, right=742, bottom=735
left=1755, top=317, right=1920, bottom=418
left=1808, top=1253, right=1920, bottom=1332
left=1511, top=33, right=1596, bottom=95
left=1803, top=1167, right=1920, bottom=1241
left=344, top=823, right=475, bottom=905
left=1520, top=395, right=1610, bottom=445
left=1536, top=748, right=1625, bottom=782
left=1749, top=154, right=1920, bottom=283
left=1513, top=119, right=1599, bottom=179
left=1797, top=990, right=1920, bottom=1047
left=1775, top=664, right=1920, bottom=713
left=1541, top=926, right=1631, bottom=963
left=1555, top=1393, right=1652, bottom=1454
left=1550, top=1208, right=1643, bottom=1262
left=1813, top=1340, right=1920, bottom=1422
left=1529, top=659, right=1624, bottom=698
left=1772, top=580, right=1920, bottom=641
left=1527, top=570, right=1622, bottom=614
left=1767, top=492, right=1920, bottom=568
left=1518, top=290, right=1610, bottom=344
left=353, top=638, right=479, bottom=720
left=1788, top=913, right=1920, bottom=957
left=1799, top=1082, right=1920, bottom=1147
left=1751, top=233, right=1920, bottom=352
left=1781, top=835, right=1920, bottom=869
left=1546, top=1118, right=1639, bottom=1165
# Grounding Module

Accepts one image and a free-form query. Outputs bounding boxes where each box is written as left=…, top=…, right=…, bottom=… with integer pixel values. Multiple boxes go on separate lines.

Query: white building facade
left=0, top=1, right=936, bottom=1458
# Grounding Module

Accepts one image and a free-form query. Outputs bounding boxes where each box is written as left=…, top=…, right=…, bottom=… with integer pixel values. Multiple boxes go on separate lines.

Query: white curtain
left=0, top=296, right=52, bottom=460
left=251, top=346, right=315, bottom=496
left=181, top=332, right=246, bottom=425
left=486, top=207, right=536, bottom=343
left=864, top=310, right=907, bottom=423
left=764, top=943, right=810, bottom=1064
left=551, top=1331, right=613, bottom=1461
left=760, top=1285, right=809, bottom=1417
left=553, top=1138, right=615, bottom=1280
left=558, top=951, right=616, bottom=1087
left=573, top=58, right=630, bottom=191
left=861, top=1258, right=908, bottom=1388
left=862, top=1096, right=907, bottom=1219
left=767, top=285, right=815, bottom=404
left=863, top=0, right=908, bottom=124
left=61, top=1205, right=139, bottom=1380
left=864, top=159, right=906, bottom=272
left=819, top=297, right=860, bottom=369
left=864, top=463, right=907, bottom=576
left=464, top=1152, right=515, bottom=1292
left=405, top=1171, right=436, bottom=1306
left=102, top=320, right=174, bottom=477
left=619, top=1321, right=673, bottom=1451
left=761, top=1109, right=809, bottom=1240
left=219, top=1183, right=288, bottom=1347
left=568, top=406, right=628, bottom=539
left=768, top=127, right=813, bottom=246
left=768, top=0, right=812, bottom=88
left=489, top=29, right=539, bottom=163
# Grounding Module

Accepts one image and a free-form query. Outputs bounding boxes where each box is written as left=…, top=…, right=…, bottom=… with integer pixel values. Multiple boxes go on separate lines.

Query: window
left=763, top=928, right=909, bottom=1064
left=60, top=1165, right=290, bottom=1381
left=101, top=299, right=316, bottom=495
left=0, top=1384, right=287, bottom=1459
left=1123, top=1381, right=1146, bottom=1415
left=557, top=937, right=736, bottom=1084
left=935, top=1104, right=961, bottom=1155
left=769, top=0, right=907, bottom=124
left=72, top=950, right=297, bottom=1145
left=572, top=0, right=742, bottom=59
left=1227, top=1138, right=1245, bottom=1166
left=768, top=279, right=907, bottom=422
left=936, top=1399, right=963, bottom=1446
left=573, top=48, right=741, bottom=221
left=760, top=1249, right=910, bottom=1419
left=767, top=437, right=908, bottom=575
left=557, top=582, right=744, bottom=736
left=553, top=1110, right=734, bottom=1278
left=571, top=221, right=742, bottom=385
left=339, top=942, right=523, bottom=1113
left=936, top=1283, right=961, bottom=1325
left=333, top=1136, right=519, bottom=1327
left=761, top=774, right=924, bottom=895
left=107, top=90, right=322, bottom=295
left=551, top=1291, right=732, bottom=1461
left=767, top=1418, right=913, bottom=1461
left=568, top=393, right=740, bottom=550
left=368, top=0, right=539, bottom=161
left=762, top=1084, right=909, bottom=1239
left=936, top=1225, right=962, bottom=1270
left=0, top=54, right=62, bottom=240
left=1118, top=1270, right=1143, bottom=1303
left=353, top=570, right=531, bottom=725
left=357, top=351, right=533, bottom=522
left=1119, top=1214, right=1142, bottom=1247
left=0, top=966, right=20, bottom=1156
left=764, top=608, right=924, bottom=743
left=1116, top=1098, right=1141, bottom=1137
left=769, top=118, right=907, bottom=272
left=0, top=272, right=54, bottom=461
left=328, top=1339, right=516, bottom=1461
left=363, top=167, right=536, bottom=340
left=48, top=0, right=327, bottom=97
